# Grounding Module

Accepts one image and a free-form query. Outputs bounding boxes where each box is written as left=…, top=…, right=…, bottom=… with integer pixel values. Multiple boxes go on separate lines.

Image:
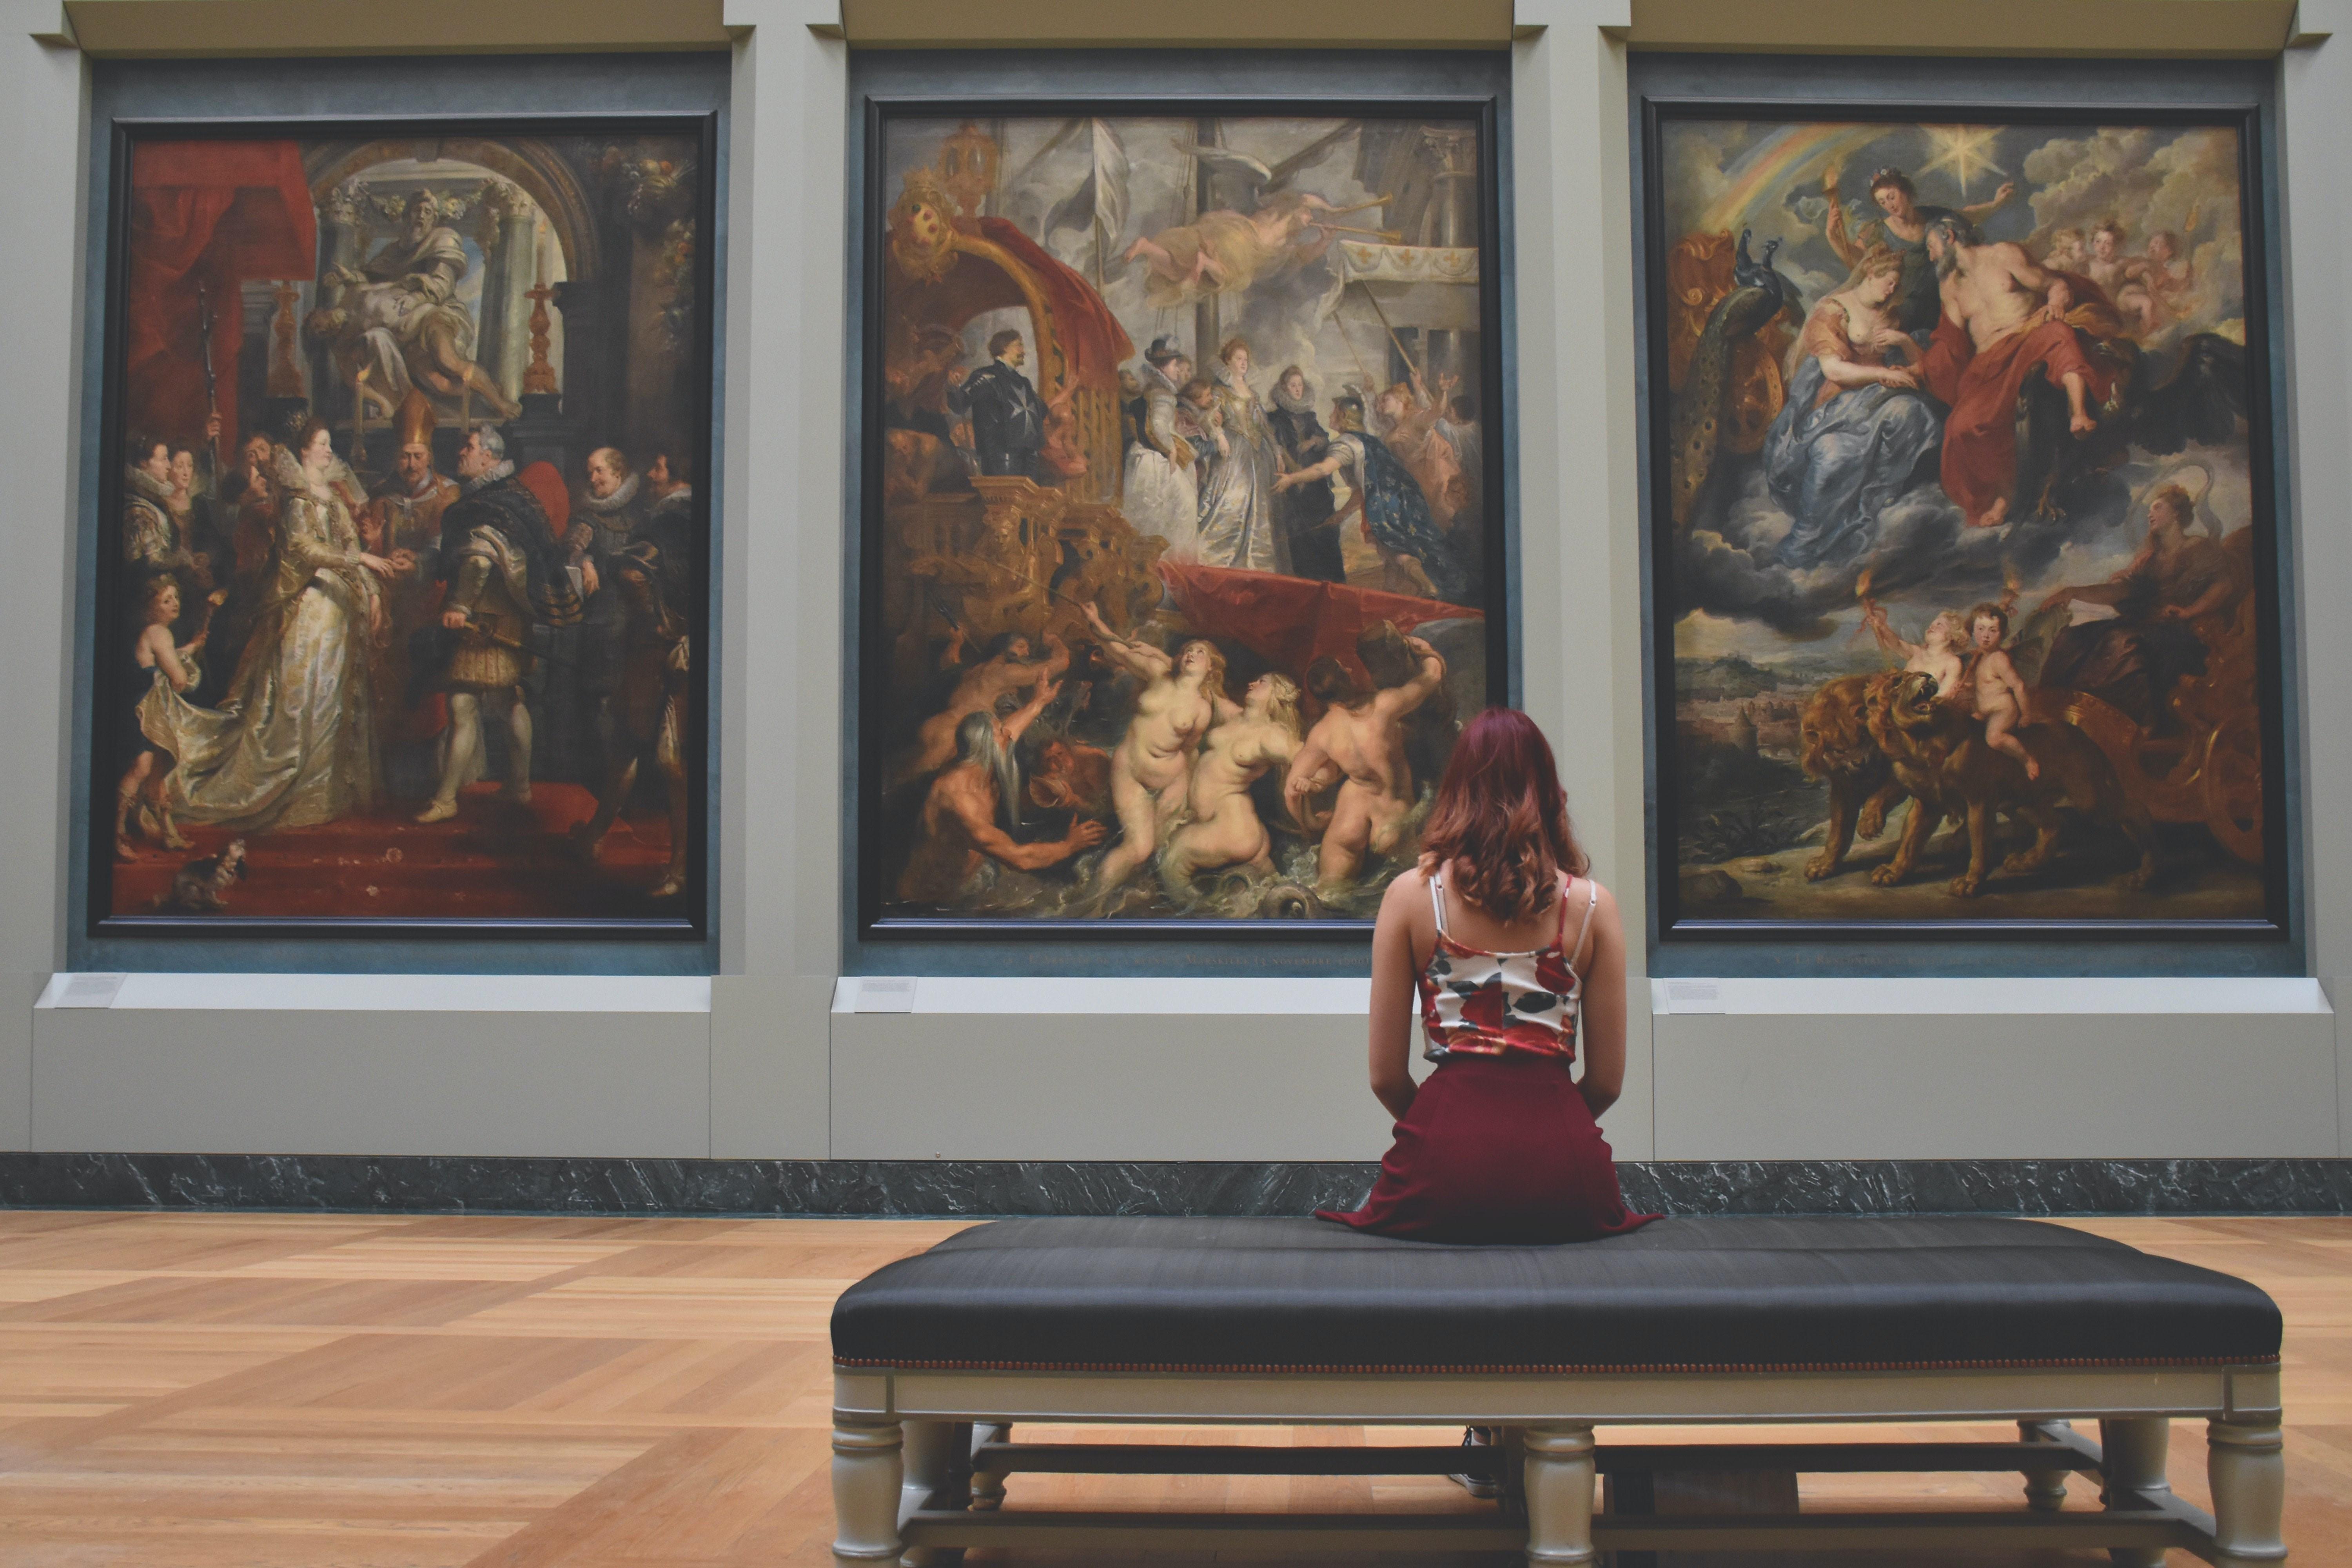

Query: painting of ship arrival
left=1649, top=111, right=2282, bottom=931
left=866, top=112, right=1500, bottom=926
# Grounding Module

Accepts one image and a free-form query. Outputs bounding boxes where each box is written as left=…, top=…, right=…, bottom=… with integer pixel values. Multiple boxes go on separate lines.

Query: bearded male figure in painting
left=315, top=187, right=521, bottom=422
left=413, top=426, right=585, bottom=824
left=1823, top=166, right=2018, bottom=336
left=1919, top=217, right=2122, bottom=529
left=889, top=630, right=1072, bottom=790
left=632, top=450, right=697, bottom=614
left=365, top=393, right=457, bottom=780
left=898, top=686, right=1105, bottom=906
left=961, top=330, right=1048, bottom=479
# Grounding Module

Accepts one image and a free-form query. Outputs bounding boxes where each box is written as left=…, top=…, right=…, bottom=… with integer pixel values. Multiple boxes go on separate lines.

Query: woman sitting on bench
left=1318, top=708, right=1651, bottom=1245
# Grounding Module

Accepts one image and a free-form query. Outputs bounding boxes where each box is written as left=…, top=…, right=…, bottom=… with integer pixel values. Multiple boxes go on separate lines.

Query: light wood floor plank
left=0, top=1210, right=2343, bottom=1564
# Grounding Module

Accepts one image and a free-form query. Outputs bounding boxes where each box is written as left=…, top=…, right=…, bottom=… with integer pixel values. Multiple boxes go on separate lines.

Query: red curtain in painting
left=125, top=140, right=316, bottom=456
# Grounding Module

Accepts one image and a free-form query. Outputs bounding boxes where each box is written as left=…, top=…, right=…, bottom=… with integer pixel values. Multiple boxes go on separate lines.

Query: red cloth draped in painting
left=127, top=140, right=315, bottom=453
left=1158, top=562, right=1481, bottom=681
left=897, top=217, right=1133, bottom=394
left=1920, top=271, right=2120, bottom=522
left=971, top=217, right=1131, bottom=389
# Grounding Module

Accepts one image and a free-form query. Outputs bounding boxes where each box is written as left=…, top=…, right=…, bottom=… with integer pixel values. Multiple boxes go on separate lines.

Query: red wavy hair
left=1419, top=708, right=1587, bottom=922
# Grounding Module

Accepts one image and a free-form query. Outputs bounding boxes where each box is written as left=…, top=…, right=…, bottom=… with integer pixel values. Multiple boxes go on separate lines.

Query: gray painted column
left=311, top=180, right=363, bottom=421
left=476, top=180, right=537, bottom=403
left=2281, top=15, right=2352, bottom=1155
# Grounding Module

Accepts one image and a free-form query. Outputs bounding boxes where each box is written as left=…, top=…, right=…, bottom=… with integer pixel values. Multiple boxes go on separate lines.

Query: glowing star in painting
left=1916, top=124, right=2007, bottom=198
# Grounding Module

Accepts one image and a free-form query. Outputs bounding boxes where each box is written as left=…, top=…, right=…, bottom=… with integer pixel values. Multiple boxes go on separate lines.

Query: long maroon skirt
left=1316, top=1051, right=1655, bottom=1243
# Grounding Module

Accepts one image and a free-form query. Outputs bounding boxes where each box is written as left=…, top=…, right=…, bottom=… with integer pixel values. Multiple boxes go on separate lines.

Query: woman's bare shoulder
left=1577, top=876, right=1624, bottom=930
left=1381, top=864, right=1434, bottom=909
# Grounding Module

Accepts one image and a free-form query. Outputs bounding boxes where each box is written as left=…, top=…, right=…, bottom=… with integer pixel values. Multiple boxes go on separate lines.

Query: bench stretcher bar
left=828, top=1365, right=2288, bottom=1568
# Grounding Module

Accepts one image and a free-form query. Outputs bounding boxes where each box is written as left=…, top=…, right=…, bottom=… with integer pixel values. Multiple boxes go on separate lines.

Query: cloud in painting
left=2021, top=126, right=2244, bottom=332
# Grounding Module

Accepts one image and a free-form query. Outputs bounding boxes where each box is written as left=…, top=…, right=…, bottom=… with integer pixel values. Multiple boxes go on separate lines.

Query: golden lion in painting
left=1796, top=673, right=1908, bottom=880
left=1862, top=670, right=2158, bottom=898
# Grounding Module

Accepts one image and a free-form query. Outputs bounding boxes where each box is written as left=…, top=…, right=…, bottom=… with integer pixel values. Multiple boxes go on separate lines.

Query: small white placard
left=1663, top=979, right=1723, bottom=1015
left=55, top=973, right=127, bottom=1009
left=855, top=976, right=918, bottom=1014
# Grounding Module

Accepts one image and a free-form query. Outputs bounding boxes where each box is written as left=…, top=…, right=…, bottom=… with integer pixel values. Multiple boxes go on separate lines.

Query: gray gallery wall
left=2, top=0, right=2346, bottom=1174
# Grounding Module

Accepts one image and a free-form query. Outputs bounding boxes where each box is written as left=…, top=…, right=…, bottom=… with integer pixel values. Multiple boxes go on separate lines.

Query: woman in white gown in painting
left=1193, top=338, right=1290, bottom=575
left=142, top=421, right=400, bottom=832
left=1120, top=338, right=1201, bottom=563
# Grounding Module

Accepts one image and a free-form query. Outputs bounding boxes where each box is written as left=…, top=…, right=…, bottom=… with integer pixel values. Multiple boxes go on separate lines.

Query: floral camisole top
left=1419, top=871, right=1599, bottom=1062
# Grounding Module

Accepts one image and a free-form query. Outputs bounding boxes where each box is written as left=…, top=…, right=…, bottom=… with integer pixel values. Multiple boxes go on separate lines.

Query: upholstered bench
left=828, top=1214, right=2285, bottom=1566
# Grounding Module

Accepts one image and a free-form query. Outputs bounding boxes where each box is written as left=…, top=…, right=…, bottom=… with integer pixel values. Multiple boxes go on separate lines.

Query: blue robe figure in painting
left=1761, top=245, right=1944, bottom=568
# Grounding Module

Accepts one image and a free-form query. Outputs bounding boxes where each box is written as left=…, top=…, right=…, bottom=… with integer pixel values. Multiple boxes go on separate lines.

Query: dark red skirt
left=1316, top=1051, right=1655, bottom=1244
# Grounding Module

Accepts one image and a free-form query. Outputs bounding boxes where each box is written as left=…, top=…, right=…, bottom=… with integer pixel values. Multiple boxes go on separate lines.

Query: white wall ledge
left=37, top=973, right=712, bottom=1013
left=832, top=975, right=1372, bottom=1016
left=1652, top=976, right=2330, bottom=1016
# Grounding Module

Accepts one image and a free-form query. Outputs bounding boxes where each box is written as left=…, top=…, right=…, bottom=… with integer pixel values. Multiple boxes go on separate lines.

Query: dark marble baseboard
left=2, top=1154, right=2348, bottom=1217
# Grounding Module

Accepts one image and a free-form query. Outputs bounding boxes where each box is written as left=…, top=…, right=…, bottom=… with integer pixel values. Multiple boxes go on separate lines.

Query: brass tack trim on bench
left=836, top=1353, right=2276, bottom=1375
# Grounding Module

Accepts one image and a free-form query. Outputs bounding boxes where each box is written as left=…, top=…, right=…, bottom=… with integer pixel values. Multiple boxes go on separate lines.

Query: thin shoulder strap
left=1428, top=869, right=1449, bottom=937
left=1568, top=878, right=1601, bottom=973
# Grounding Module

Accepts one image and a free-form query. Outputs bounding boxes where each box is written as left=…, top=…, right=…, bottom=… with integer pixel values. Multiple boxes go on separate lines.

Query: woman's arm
left=1081, top=602, right=1171, bottom=680
left=1574, top=882, right=1628, bottom=1118
left=1366, top=872, right=1427, bottom=1122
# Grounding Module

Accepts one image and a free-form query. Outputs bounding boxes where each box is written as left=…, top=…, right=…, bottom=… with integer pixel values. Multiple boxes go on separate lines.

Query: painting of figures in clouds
left=864, top=110, right=1504, bottom=930
left=1648, top=108, right=2284, bottom=933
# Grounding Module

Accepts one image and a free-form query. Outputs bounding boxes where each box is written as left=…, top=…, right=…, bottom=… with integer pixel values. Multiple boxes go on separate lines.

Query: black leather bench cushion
left=831, top=1215, right=2279, bottom=1374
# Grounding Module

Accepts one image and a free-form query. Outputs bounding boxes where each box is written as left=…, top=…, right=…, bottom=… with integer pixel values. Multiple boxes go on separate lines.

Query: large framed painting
left=1641, top=81, right=2290, bottom=939
left=91, top=115, right=715, bottom=939
left=858, top=100, right=1507, bottom=936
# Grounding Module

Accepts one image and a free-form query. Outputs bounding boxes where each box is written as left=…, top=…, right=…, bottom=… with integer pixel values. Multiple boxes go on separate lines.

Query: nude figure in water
left=1083, top=600, right=1237, bottom=895
left=1161, top=672, right=1303, bottom=896
left=1284, top=634, right=1446, bottom=892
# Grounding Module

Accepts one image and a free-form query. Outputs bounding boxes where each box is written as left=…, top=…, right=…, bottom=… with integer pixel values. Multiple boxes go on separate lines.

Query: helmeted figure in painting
left=1278, top=390, right=1468, bottom=603
left=412, top=425, right=585, bottom=824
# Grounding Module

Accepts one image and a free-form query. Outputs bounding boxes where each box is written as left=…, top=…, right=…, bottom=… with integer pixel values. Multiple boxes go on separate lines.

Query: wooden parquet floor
left=0, top=1210, right=2345, bottom=1566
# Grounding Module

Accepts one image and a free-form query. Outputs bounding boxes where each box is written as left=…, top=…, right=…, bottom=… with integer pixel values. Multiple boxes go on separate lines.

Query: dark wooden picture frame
left=89, top=111, right=719, bottom=942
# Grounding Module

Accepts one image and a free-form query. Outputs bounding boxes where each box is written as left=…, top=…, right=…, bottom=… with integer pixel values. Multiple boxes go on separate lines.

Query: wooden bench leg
left=830, top=1416, right=904, bottom=1568
left=1524, top=1424, right=1597, bottom=1567
left=2020, top=1419, right=2073, bottom=1511
left=2097, top=1416, right=2171, bottom=1568
left=967, top=1422, right=1009, bottom=1511
left=2207, top=1419, right=2287, bottom=1568
left=900, top=1419, right=969, bottom=1565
